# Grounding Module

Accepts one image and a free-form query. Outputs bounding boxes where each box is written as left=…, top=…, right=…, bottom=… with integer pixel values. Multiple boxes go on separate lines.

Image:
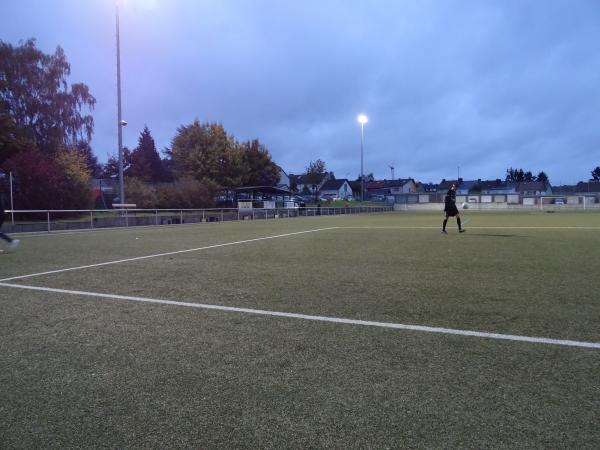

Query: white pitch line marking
left=339, top=226, right=600, bottom=229
left=0, top=227, right=338, bottom=282
left=1, top=282, right=598, bottom=350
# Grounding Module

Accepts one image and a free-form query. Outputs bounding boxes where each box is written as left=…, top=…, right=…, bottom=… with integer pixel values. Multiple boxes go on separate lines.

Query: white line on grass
left=339, top=226, right=600, bottom=229
left=1, top=282, right=598, bottom=349
left=0, top=227, right=338, bottom=282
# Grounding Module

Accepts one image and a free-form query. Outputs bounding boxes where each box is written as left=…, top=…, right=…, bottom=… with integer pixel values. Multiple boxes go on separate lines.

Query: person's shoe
left=459, top=229, right=466, bottom=233
left=441, top=230, right=448, bottom=234
left=8, top=239, right=20, bottom=251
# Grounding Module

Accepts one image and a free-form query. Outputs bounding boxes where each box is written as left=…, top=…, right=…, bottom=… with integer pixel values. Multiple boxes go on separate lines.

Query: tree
left=128, top=126, right=166, bottom=182
left=170, top=120, right=238, bottom=187
left=239, top=139, right=279, bottom=186
left=102, top=147, right=131, bottom=178
left=75, top=141, right=102, bottom=178
left=506, top=167, right=535, bottom=183
left=305, top=159, right=327, bottom=200
left=536, top=171, right=549, bottom=184
left=3, top=148, right=93, bottom=209
left=0, top=39, right=95, bottom=162
left=591, top=166, right=600, bottom=181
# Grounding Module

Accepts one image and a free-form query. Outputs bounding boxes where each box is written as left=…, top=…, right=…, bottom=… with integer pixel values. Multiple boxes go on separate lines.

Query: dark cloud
left=2, top=0, right=600, bottom=183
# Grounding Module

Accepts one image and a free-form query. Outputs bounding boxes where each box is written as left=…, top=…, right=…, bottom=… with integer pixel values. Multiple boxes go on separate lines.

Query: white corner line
left=1, top=282, right=598, bottom=350
left=0, top=227, right=338, bottom=282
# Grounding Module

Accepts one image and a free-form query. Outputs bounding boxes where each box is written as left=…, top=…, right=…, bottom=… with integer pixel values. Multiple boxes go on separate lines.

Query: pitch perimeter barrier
left=3, top=206, right=393, bottom=234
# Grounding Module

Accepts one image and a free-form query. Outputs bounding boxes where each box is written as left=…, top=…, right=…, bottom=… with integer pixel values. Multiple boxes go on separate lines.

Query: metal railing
left=3, top=205, right=393, bottom=234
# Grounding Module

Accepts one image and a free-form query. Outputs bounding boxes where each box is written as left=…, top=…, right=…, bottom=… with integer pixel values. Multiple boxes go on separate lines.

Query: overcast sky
left=2, top=0, right=600, bottom=184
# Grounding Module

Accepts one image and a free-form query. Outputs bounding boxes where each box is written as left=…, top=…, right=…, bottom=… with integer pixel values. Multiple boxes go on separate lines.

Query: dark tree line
left=505, top=168, right=549, bottom=184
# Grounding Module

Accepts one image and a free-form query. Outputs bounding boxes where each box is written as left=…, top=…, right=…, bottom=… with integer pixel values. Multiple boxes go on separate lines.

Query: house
left=437, top=179, right=461, bottom=194
left=320, top=179, right=353, bottom=200
left=288, top=172, right=334, bottom=194
left=276, top=166, right=290, bottom=190
left=515, top=181, right=551, bottom=196
left=478, top=179, right=517, bottom=195
left=366, top=179, right=417, bottom=196
left=416, top=182, right=438, bottom=193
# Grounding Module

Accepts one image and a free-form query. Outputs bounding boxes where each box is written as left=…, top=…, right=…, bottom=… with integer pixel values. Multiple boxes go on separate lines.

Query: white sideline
left=340, top=226, right=600, bottom=229
left=1, top=281, right=599, bottom=350
left=0, top=227, right=338, bottom=282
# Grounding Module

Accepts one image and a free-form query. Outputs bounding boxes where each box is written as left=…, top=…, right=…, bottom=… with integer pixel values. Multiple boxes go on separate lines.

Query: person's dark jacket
left=444, top=189, right=459, bottom=216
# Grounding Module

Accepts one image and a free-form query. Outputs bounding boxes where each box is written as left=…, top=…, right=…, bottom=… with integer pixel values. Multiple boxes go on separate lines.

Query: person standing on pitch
left=0, top=189, right=19, bottom=251
left=442, top=183, right=465, bottom=234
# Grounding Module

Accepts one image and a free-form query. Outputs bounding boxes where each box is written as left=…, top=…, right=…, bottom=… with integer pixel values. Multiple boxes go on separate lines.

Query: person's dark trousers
left=0, top=213, right=12, bottom=243
left=457, top=216, right=462, bottom=230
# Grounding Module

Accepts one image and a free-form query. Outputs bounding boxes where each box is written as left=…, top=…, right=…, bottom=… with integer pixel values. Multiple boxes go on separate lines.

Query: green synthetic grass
left=1, top=210, right=599, bottom=448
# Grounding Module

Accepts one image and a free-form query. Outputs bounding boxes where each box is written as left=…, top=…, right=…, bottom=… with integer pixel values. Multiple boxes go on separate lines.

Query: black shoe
left=459, top=229, right=466, bottom=233
left=441, top=230, right=448, bottom=234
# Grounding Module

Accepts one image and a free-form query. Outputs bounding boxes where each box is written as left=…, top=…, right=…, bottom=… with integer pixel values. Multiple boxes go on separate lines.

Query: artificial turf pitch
left=1, top=210, right=599, bottom=448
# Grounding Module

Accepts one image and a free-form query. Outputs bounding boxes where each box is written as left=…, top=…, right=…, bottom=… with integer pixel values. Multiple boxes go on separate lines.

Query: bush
left=124, top=178, right=160, bottom=208
left=2, top=148, right=94, bottom=210
left=155, top=178, right=219, bottom=209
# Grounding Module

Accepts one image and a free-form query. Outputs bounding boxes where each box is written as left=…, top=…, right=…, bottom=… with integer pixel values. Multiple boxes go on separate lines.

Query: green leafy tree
left=129, top=126, right=166, bottom=182
left=591, top=166, right=600, bottom=181
left=0, top=39, right=95, bottom=162
left=170, top=120, right=238, bottom=187
left=75, top=141, right=102, bottom=178
left=239, top=139, right=279, bottom=186
left=102, top=147, right=131, bottom=178
left=305, top=159, right=327, bottom=200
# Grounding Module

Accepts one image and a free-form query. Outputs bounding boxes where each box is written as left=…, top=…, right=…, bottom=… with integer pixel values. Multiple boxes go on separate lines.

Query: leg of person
left=1, top=232, right=20, bottom=251
left=457, top=215, right=465, bottom=233
left=442, top=214, right=448, bottom=234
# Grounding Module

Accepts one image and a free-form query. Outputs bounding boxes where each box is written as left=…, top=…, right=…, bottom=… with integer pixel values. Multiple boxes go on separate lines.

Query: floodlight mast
left=357, top=114, right=368, bottom=202
left=116, top=1, right=125, bottom=204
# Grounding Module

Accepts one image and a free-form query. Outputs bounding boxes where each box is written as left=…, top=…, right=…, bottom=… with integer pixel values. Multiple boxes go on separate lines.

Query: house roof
left=476, top=179, right=506, bottom=190
left=437, top=179, right=461, bottom=190
left=552, top=185, right=577, bottom=194
left=366, top=179, right=413, bottom=190
left=417, top=182, right=438, bottom=192
left=576, top=181, right=600, bottom=193
left=288, top=172, right=330, bottom=185
left=516, top=181, right=548, bottom=192
left=321, top=179, right=349, bottom=190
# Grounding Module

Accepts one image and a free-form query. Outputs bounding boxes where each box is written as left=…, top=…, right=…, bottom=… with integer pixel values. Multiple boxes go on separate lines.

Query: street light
left=116, top=1, right=125, bottom=204
left=357, top=114, right=368, bottom=202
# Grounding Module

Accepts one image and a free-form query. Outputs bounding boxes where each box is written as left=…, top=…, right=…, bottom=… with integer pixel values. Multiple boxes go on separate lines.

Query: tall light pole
left=116, top=1, right=125, bottom=204
left=357, top=114, right=368, bottom=202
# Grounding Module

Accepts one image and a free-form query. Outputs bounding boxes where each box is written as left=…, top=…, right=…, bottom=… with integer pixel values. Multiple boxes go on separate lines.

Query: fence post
left=155, top=210, right=158, bottom=225
left=90, top=211, right=94, bottom=229
left=221, top=209, right=224, bottom=222
left=47, top=211, right=51, bottom=232
left=180, top=210, right=183, bottom=225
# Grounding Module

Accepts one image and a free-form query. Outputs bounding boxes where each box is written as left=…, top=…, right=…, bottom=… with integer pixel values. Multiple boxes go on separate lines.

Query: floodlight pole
left=9, top=171, right=14, bottom=225
left=357, top=114, right=368, bottom=202
left=116, top=2, right=125, bottom=204
left=360, top=122, right=365, bottom=202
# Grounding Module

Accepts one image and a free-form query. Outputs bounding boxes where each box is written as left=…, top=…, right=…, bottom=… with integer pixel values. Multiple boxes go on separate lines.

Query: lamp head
left=357, top=114, right=368, bottom=124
